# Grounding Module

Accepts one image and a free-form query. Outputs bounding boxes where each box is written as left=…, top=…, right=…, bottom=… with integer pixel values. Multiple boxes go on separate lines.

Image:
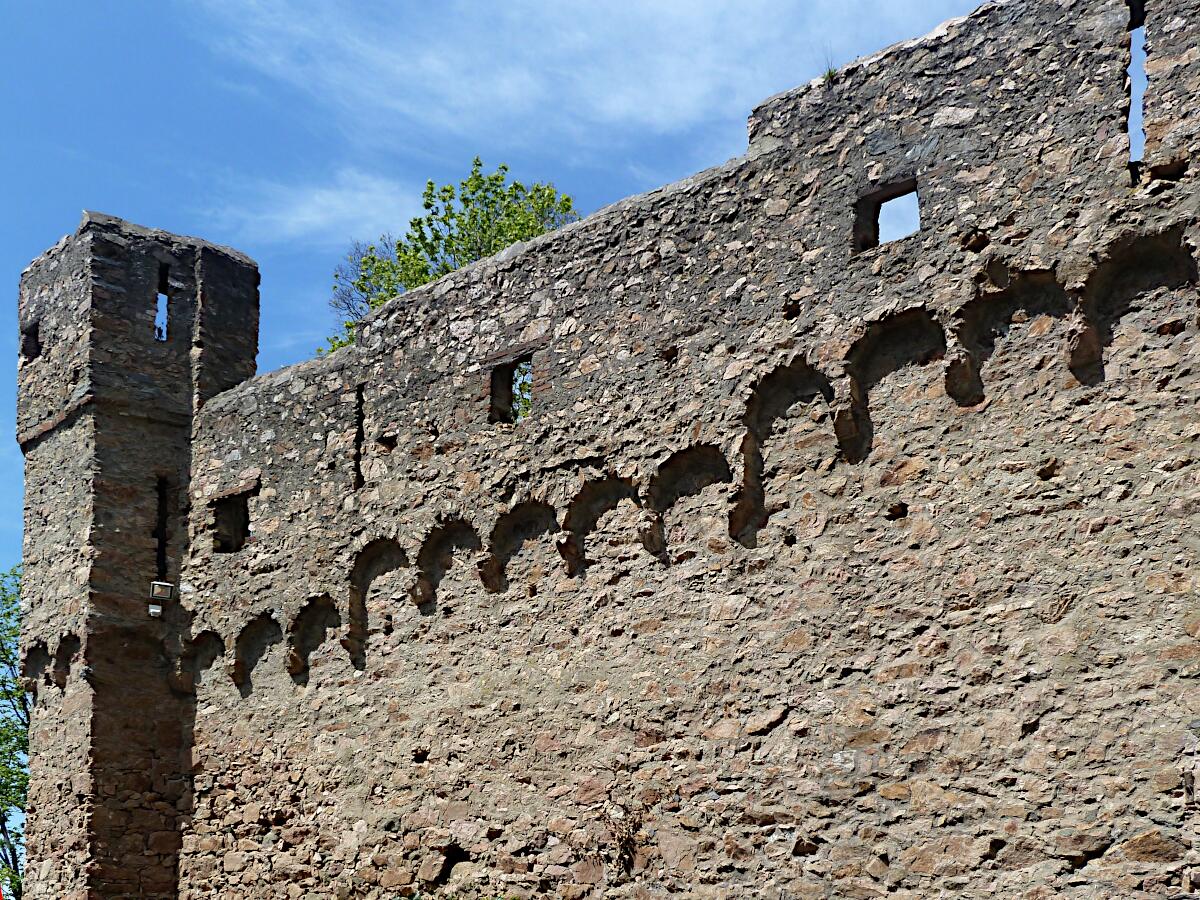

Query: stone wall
left=18, top=0, right=1200, bottom=897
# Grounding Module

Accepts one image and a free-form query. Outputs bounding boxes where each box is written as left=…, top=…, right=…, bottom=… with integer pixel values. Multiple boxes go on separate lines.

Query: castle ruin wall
left=17, top=0, right=1200, bottom=896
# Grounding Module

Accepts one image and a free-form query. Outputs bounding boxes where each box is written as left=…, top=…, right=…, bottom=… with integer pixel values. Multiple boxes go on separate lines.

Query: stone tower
left=16, top=212, right=258, bottom=898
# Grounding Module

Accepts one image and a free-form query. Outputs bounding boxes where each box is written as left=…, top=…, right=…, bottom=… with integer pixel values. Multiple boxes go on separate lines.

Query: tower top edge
left=78, top=210, right=258, bottom=269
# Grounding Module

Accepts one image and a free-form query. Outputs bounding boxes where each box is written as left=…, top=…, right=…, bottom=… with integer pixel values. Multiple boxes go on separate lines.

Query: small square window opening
left=853, top=179, right=921, bottom=252
left=489, top=354, right=534, bottom=424
left=212, top=487, right=257, bottom=553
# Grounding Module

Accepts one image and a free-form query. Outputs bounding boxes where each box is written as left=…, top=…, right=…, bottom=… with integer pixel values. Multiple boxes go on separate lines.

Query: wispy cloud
left=205, top=168, right=417, bottom=248
left=190, top=0, right=980, bottom=152
left=189, top=0, right=980, bottom=251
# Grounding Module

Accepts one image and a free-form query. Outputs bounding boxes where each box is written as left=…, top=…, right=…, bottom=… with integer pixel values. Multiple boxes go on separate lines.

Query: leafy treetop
left=323, top=158, right=578, bottom=352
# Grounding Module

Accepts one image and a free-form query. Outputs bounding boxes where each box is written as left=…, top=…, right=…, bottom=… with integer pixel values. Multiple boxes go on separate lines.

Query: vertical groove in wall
left=154, top=475, right=169, bottom=581
left=352, top=384, right=365, bottom=490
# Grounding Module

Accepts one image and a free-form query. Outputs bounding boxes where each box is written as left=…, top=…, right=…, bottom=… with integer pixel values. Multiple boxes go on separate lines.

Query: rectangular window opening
left=155, top=263, right=170, bottom=342
left=212, top=486, right=257, bottom=553
left=853, top=178, right=920, bottom=253
left=20, top=320, right=42, bottom=361
left=154, top=476, right=171, bottom=580
left=489, top=353, right=534, bottom=424
left=1128, top=19, right=1147, bottom=169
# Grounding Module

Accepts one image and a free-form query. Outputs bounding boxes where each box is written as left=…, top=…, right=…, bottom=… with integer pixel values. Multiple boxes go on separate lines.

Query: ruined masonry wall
left=21, top=0, right=1200, bottom=897
left=180, top=0, right=1200, bottom=896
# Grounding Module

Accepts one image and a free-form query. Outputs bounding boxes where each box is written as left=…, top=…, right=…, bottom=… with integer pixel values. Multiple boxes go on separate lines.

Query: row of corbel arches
left=184, top=226, right=1197, bottom=695
left=181, top=446, right=740, bottom=696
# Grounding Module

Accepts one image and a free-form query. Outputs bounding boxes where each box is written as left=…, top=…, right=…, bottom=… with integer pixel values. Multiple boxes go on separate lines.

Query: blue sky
left=1, top=0, right=1097, bottom=570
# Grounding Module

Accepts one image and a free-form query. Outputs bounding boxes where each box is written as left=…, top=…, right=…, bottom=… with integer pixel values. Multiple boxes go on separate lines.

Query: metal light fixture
left=149, top=581, right=174, bottom=618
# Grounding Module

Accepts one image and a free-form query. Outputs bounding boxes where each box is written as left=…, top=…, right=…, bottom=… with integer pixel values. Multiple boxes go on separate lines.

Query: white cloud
left=206, top=168, right=417, bottom=248
left=191, top=0, right=982, bottom=248
left=191, top=0, right=981, bottom=151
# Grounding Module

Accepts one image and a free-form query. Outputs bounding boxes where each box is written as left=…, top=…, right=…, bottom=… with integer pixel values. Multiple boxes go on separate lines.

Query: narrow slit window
left=155, top=263, right=170, bottom=342
left=853, top=178, right=920, bottom=252
left=489, top=353, right=534, bottom=424
left=1128, top=19, right=1147, bottom=166
left=154, top=476, right=171, bottom=580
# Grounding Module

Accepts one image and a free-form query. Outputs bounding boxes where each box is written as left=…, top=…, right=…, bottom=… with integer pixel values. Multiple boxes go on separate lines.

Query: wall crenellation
left=17, top=0, right=1200, bottom=896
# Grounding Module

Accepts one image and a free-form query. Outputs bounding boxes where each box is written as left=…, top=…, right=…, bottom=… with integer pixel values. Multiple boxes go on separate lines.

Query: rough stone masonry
left=14, top=0, right=1200, bottom=896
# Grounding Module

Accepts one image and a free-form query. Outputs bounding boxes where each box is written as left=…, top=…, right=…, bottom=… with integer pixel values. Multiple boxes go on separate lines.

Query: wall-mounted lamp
left=149, top=581, right=174, bottom=618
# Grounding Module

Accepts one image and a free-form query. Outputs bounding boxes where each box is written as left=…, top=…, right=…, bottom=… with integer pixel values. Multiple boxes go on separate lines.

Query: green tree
left=0, top=568, right=26, bottom=899
left=323, top=158, right=578, bottom=353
